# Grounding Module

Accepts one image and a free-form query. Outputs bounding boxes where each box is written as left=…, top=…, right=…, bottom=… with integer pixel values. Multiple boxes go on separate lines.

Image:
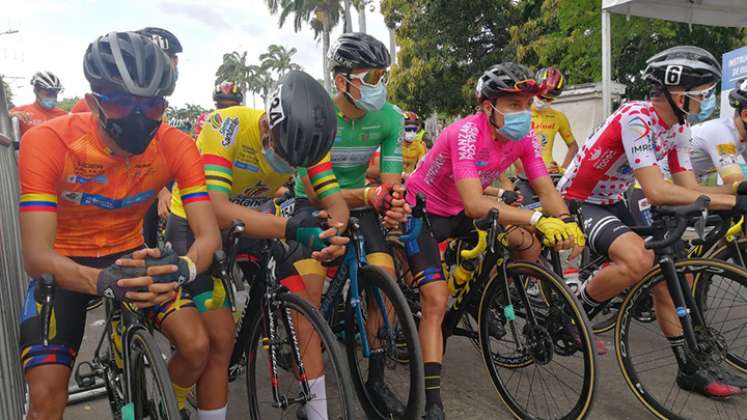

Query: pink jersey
left=406, top=112, right=547, bottom=216
left=558, top=101, right=692, bottom=205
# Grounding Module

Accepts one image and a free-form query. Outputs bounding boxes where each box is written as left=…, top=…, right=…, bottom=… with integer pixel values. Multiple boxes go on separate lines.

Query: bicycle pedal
left=74, top=361, right=99, bottom=388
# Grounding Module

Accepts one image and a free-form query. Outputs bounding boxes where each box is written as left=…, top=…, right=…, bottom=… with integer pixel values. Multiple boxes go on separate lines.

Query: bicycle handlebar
left=645, top=195, right=710, bottom=250
left=460, top=208, right=498, bottom=259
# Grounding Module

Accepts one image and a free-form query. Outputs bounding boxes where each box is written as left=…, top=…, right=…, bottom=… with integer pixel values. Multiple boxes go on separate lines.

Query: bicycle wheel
left=616, top=258, right=747, bottom=420
left=344, top=265, right=424, bottom=420
left=479, top=261, right=597, bottom=420
left=125, top=328, right=180, bottom=420
left=245, top=292, right=355, bottom=419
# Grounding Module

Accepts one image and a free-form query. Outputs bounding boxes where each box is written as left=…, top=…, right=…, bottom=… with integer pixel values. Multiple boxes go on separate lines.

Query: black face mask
left=101, top=112, right=161, bottom=155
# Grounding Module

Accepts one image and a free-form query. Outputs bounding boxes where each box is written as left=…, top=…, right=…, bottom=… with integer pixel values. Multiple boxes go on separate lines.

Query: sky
left=0, top=0, right=393, bottom=109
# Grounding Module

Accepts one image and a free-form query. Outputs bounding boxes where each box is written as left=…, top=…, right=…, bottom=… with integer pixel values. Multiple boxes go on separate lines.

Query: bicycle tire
left=245, top=291, right=355, bottom=419
left=615, top=258, right=747, bottom=420
left=126, top=328, right=180, bottom=420
left=343, top=265, right=424, bottom=420
left=479, top=261, right=597, bottom=420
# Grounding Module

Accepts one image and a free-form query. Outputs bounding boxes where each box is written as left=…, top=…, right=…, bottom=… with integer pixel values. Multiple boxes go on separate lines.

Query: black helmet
left=729, top=77, right=747, bottom=111
left=476, top=63, right=540, bottom=101
left=643, top=45, right=721, bottom=90
left=136, top=27, right=183, bottom=56
left=213, top=81, right=243, bottom=104
left=535, top=67, right=565, bottom=99
left=266, top=70, right=337, bottom=167
left=31, top=71, right=63, bottom=91
left=84, top=31, right=176, bottom=96
left=328, top=32, right=390, bottom=72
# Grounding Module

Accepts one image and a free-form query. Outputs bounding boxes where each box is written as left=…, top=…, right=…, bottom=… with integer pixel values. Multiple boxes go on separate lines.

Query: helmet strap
left=661, top=86, right=687, bottom=125
left=341, top=72, right=362, bottom=110
left=487, top=100, right=502, bottom=131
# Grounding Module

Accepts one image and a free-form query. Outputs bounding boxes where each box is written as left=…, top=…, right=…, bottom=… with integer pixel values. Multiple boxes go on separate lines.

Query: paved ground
left=62, top=290, right=747, bottom=420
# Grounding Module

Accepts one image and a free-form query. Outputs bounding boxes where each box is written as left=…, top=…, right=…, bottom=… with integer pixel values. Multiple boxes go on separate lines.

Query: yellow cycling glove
left=534, top=216, right=569, bottom=246
left=563, top=221, right=586, bottom=248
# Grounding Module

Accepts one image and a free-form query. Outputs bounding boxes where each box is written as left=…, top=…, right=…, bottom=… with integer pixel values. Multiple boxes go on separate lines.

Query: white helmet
left=30, top=71, right=62, bottom=91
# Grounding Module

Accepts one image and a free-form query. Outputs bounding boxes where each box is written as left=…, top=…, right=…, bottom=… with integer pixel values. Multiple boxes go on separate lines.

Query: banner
left=720, top=45, right=747, bottom=118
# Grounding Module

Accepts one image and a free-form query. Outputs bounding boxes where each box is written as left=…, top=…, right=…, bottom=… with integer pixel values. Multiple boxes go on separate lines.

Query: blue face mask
left=491, top=106, right=532, bottom=141
left=352, top=82, right=387, bottom=112
left=39, top=98, right=57, bottom=109
left=262, top=143, right=294, bottom=174
left=687, top=93, right=716, bottom=124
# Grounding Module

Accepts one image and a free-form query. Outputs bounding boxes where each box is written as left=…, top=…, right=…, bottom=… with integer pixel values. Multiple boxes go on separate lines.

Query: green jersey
left=295, top=101, right=404, bottom=198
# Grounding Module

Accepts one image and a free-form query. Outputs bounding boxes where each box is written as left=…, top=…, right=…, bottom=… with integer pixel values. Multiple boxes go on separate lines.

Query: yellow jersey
left=171, top=106, right=339, bottom=218
left=402, top=138, right=427, bottom=174
left=530, top=106, right=575, bottom=165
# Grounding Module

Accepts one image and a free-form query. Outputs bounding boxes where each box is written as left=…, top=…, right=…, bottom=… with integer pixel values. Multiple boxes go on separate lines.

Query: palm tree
left=353, top=0, right=369, bottom=32
left=215, top=51, right=251, bottom=104
left=265, top=0, right=343, bottom=93
left=343, top=0, right=353, bottom=32
left=259, top=44, right=299, bottom=77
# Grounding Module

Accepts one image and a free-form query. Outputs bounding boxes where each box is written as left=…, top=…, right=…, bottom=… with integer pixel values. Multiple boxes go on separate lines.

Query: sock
left=368, top=349, right=386, bottom=383
left=303, top=376, right=328, bottom=420
left=198, top=406, right=227, bottom=420
left=578, top=285, right=602, bottom=315
left=668, top=335, right=696, bottom=374
left=172, top=383, right=192, bottom=410
left=424, top=362, right=443, bottom=410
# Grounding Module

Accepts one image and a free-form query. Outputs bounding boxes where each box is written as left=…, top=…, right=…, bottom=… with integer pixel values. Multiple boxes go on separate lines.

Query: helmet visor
left=348, top=68, right=388, bottom=87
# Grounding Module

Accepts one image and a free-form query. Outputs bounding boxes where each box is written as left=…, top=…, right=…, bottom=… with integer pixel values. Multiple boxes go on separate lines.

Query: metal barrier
left=0, top=81, right=28, bottom=418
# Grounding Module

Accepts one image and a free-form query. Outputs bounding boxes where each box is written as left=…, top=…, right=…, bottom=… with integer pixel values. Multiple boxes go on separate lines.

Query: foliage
left=166, top=103, right=209, bottom=135
left=57, top=97, right=80, bottom=112
left=259, top=44, right=301, bottom=77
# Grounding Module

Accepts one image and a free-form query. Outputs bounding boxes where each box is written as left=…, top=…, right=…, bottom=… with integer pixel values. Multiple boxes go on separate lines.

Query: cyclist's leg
left=21, top=281, right=91, bottom=419
left=505, top=225, right=542, bottom=261
left=165, top=214, right=227, bottom=413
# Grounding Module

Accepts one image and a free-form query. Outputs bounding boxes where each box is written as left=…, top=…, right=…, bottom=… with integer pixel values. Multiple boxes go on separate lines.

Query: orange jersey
left=70, top=98, right=90, bottom=113
left=19, top=113, right=208, bottom=257
left=10, top=102, right=67, bottom=134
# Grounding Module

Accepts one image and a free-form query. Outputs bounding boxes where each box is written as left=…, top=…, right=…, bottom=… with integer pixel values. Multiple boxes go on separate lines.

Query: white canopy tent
left=601, top=0, right=747, bottom=116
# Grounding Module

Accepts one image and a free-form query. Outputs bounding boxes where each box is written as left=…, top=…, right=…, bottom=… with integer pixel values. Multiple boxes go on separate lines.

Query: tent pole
left=602, top=9, right=612, bottom=117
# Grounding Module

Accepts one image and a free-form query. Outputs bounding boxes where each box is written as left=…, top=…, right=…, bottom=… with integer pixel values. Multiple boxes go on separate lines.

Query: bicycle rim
left=344, top=265, right=424, bottom=420
left=615, top=259, right=747, bottom=420
left=127, top=329, right=179, bottom=420
left=479, top=261, right=597, bottom=420
left=245, top=292, right=355, bottom=420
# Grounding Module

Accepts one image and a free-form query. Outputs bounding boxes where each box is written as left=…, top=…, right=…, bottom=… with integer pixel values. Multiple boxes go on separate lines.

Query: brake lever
left=694, top=207, right=708, bottom=242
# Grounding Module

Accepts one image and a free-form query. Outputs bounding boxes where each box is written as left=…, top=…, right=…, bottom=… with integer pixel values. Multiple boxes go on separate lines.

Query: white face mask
left=533, top=97, right=550, bottom=110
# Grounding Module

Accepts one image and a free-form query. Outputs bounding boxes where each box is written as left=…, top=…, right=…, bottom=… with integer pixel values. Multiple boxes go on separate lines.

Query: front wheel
left=344, top=265, right=424, bottom=420
left=245, top=291, right=355, bottom=419
left=479, top=261, right=597, bottom=420
left=125, top=328, right=180, bottom=420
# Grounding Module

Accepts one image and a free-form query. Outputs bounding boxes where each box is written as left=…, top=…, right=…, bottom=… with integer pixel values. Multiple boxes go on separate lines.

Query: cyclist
left=293, top=32, right=410, bottom=417
left=18, top=31, right=220, bottom=420
left=689, top=76, right=747, bottom=185
left=531, top=67, right=578, bottom=173
left=558, top=45, right=747, bottom=398
left=403, top=62, right=584, bottom=420
left=193, top=81, right=244, bottom=138
left=10, top=71, right=66, bottom=135
left=166, top=70, right=348, bottom=420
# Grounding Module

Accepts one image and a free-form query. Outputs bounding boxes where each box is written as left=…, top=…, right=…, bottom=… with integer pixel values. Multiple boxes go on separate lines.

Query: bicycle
left=392, top=195, right=598, bottom=420
left=318, top=212, right=424, bottom=420
left=569, top=196, right=747, bottom=419
left=201, top=220, right=356, bottom=419
left=36, top=273, right=180, bottom=420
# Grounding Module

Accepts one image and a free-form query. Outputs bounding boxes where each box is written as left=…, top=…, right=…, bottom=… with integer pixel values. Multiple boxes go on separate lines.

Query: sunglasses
left=683, top=84, right=717, bottom=100
left=404, top=125, right=419, bottom=133
left=347, top=68, right=388, bottom=87
left=92, top=92, right=168, bottom=120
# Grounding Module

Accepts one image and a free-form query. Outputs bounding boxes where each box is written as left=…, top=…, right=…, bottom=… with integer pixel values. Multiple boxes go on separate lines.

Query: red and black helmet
left=403, top=111, right=419, bottom=125
left=476, top=63, right=542, bottom=101
left=213, top=81, right=243, bottom=105
left=535, top=67, right=565, bottom=100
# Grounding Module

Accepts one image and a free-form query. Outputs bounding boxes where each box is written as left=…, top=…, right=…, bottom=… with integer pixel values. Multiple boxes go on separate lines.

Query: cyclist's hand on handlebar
left=116, top=247, right=196, bottom=285
left=562, top=219, right=585, bottom=260
left=382, top=184, right=410, bottom=229
left=10, top=111, right=31, bottom=123
left=311, top=215, right=349, bottom=262
left=534, top=216, right=570, bottom=248
left=733, top=195, right=747, bottom=214
left=286, top=211, right=336, bottom=252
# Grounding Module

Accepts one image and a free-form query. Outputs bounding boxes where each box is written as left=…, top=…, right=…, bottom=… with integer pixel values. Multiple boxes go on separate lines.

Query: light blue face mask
left=352, top=82, right=387, bottom=112
left=39, top=98, right=57, bottom=109
left=687, top=93, right=716, bottom=124
left=262, top=143, right=294, bottom=174
left=491, top=106, right=532, bottom=141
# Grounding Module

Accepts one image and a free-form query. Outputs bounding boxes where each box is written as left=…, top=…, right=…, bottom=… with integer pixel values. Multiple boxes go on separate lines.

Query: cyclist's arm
left=561, top=142, right=578, bottom=169
left=529, top=175, right=573, bottom=217
left=636, top=167, right=735, bottom=209
left=701, top=135, right=746, bottom=186
left=208, top=190, right=287, bottom=237
left=558, top=112, right=578, bottom=169
left=456, top=178, right=534, bottom=224
left=366, top=151, right=381, bottom=180
left=304, top=154, right=349, bottom=227
left=670, top=169, right=735, bottom=195
left=182, top=200, right=221, bottom=272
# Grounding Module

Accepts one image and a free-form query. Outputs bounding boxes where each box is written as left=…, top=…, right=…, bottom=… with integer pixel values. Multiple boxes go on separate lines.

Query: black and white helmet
left=84, top=31, right=176, bottom=96
left=266, top=71, right=337, bottom=167
left=643, top=46, right=721, bottom=90
left=30, top=71, right=62, bottom=91
left=729, top=77, right=747, bottom=111
left=328, top=32, right=390, bottom=72
left=136, top=27, right=182, bottom=56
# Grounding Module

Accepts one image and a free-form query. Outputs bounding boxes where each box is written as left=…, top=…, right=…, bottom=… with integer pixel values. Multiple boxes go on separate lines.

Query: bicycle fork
left=658, top=255, right=707, bottom=352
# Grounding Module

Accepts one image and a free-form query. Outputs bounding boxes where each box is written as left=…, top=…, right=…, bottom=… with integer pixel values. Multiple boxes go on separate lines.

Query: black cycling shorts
left=579, top=201, right=636, bottom=257
left=19, top=249, right=194, bottom=372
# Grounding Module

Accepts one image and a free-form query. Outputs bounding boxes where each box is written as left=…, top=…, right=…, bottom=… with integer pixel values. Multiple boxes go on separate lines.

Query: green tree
left=265, top=0, right=343, bottom=92
left=166, top=103, right=209, bottom=135
left=260, top=44, right=300, bottom=77
left=57, top=97, right=80, bottom=112
left=216, top=51, right=251, bottom=104
left=1, top=75, right=14, bottom=108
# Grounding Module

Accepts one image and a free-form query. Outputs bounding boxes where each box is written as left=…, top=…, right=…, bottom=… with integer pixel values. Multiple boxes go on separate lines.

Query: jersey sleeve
left=698, top=132, right=741, bottom=179
left=450, top=122, right=480, bottom=182
left=162, top=129, right=209, bottom=205
left=18, top=126, right=66, bottom=212
left=621, top=112, right=659, bottom=170
left=520, top=132, right=549, bottom=181
left=666, top=126, right=693, bottom=174
left=306, top=152, right=341, bottom=200
left=557, top=112, right=576, bottom=145
left=379, top=109, right=404, bottom=175
left=197, top=112, right=237, bottom=197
